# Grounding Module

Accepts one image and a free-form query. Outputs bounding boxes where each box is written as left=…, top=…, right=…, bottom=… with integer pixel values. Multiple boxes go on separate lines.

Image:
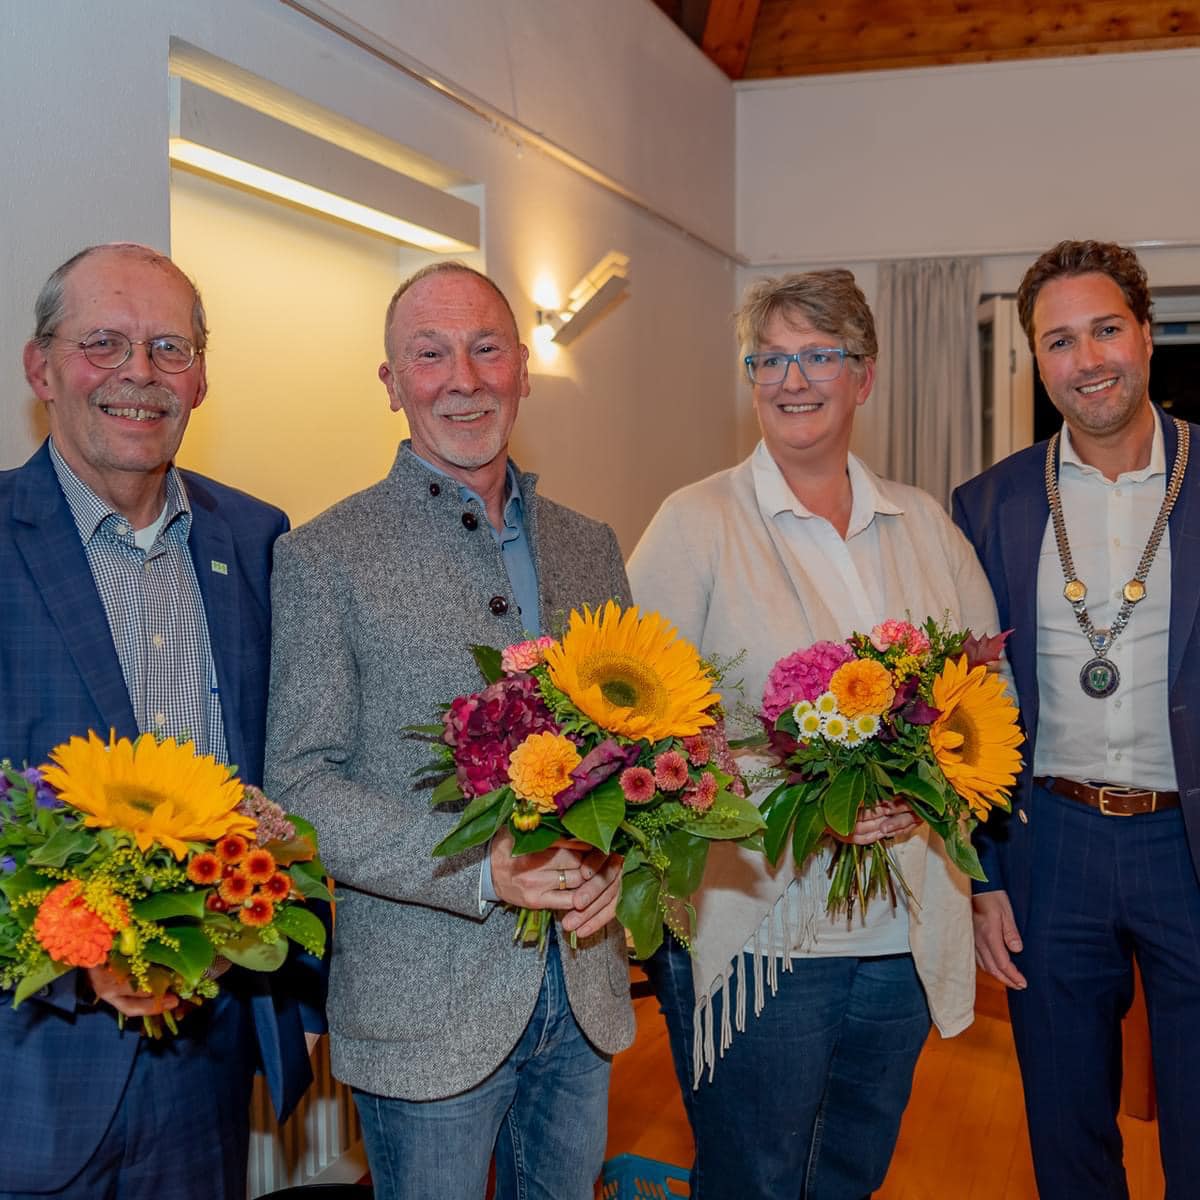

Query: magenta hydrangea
left=761, top=641, right=856, bottom=722
left=443, top=674, right=559, bottom=798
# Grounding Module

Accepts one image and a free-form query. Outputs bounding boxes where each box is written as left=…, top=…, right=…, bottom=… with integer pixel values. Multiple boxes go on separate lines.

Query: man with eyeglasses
left=0, top=243, right=323, bottom=1199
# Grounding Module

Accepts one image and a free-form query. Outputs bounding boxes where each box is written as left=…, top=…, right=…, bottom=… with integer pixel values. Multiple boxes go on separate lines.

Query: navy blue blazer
left=952, top=409, right=1200, bottom=919
left=0, top=442, right=321, bottom=1191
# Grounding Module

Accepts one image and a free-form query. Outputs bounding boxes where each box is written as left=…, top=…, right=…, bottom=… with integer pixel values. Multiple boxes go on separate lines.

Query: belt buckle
left=1097, top=785, right=1151, bottom=816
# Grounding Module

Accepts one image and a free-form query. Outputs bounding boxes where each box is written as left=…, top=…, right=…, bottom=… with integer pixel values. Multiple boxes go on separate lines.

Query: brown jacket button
left=462, top=511, right=478, bottom=530
left=489, top=595, right=509, bottom=615
left=429, top=482, right=441, bottom=496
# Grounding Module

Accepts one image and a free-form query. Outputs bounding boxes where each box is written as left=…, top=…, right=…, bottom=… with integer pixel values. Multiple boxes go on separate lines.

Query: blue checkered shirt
left=48, top=441, right=228, bottom=762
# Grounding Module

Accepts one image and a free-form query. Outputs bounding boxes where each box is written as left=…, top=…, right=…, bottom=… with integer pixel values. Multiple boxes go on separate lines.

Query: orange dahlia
left=239, top=895, right=275, bottom=927
left=186, top=852, right=222, bottom=885
left=219, top=870, right=253, bottom=904
left=33, top=880, right=121, bottom=968
left=829, top=658, right=895, bottom=718
left=243, top=848, right=276, bottom=884
left=507, top=732, right=582, bottom=814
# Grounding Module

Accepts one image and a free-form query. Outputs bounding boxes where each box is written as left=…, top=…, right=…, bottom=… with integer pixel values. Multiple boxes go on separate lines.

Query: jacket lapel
left=187, top=496, right=245, bottom=770
left=12, top=446, right=136, bottom=736
left=1165, top=415, right=1200, bottom=689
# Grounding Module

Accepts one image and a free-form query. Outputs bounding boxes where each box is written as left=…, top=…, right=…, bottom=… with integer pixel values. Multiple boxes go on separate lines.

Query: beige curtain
left=871, top=257, right=981, bottom=509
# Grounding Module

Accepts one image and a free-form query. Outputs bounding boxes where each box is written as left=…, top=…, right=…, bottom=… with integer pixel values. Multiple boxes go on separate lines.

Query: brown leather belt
left=1035, top=776, right=1181, bottom=816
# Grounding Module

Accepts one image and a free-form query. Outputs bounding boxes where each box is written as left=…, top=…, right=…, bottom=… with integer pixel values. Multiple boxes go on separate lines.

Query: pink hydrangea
left=869, top=619, right=930, bottom=655
left=619, top=766, right=656, bottom=805
left=762, top=641, right=856, bottom=723
left=682, top=771, right=718, bottom=812
left=653, top=750, right=690, bottom=793
left=500, top=636, right=556, bottom=673
left=443, top=674, right=558, bottom=797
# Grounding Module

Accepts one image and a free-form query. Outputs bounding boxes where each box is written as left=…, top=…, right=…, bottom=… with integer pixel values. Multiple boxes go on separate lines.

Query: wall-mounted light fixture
left=168, top=77, right=479, bottom=253
left=536, top=252, right=630, bottom=345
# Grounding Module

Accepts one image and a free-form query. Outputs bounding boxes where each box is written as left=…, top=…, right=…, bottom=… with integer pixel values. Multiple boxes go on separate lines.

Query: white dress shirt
left=1034, top=419, right=1177, bottom=789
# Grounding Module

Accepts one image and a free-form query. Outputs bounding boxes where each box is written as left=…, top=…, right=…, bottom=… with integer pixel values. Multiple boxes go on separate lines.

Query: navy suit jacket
left=952, top=409, right=1200, bottom=920
left=0, top=442, right=321, bottom=1191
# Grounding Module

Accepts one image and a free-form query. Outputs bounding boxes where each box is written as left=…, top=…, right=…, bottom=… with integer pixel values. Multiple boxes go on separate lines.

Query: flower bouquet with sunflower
left=424, top=601, right=765, bottom=958
left=758, top=617, right=1023, bottom=918
left=0, top=732, right=329, bottom=1034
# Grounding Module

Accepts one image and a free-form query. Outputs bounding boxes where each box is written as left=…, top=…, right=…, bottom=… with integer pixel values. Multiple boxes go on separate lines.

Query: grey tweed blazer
left=265, top=443, right=635, bottom=1099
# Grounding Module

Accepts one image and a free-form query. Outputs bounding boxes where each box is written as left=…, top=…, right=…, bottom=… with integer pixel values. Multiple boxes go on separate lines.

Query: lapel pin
left=211, top=560, right=228, bottom=575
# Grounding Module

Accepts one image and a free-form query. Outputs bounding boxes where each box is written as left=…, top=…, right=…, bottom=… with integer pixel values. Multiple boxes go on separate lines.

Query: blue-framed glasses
left=744, top=347, right=860, bottom=386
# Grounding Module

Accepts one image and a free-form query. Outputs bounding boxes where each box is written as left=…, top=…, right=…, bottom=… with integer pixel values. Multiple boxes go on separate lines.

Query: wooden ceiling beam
left=702, top=0, right=763, bottom=79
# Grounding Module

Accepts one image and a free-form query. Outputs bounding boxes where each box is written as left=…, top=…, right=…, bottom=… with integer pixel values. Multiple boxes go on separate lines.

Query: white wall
left=734, top=50, right=1200, bottom=468
left=0, top=0, right=737, bottom=552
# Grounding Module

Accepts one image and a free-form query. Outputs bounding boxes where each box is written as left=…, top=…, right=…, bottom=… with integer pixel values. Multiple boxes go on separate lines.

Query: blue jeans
left=353, top=940, right=611, bottom=1200
left=643, top=936, right=930, bottom=1200
left=1008, top=782, right=1200, bottom=1200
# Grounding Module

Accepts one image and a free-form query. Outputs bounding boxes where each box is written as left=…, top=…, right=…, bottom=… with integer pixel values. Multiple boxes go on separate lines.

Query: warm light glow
left=532, top=322, right=560, bottom=363
left=531, top=275, right=562, bottom=311
left=169, top=139, right=473, bottom=253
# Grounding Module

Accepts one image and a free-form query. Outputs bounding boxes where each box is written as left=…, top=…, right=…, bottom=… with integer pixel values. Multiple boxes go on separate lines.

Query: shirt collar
left=48, top=438, right=191, bottom=546
left=751, top=440, right=903, bottom=537
left=1059, top=414, right=1166, bottom=484
left=409, top=449, right=525, bottom=529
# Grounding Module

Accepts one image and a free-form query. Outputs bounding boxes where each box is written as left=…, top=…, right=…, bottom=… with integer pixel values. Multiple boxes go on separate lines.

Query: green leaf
left=471, top=644, right=504, bottom=684
left=429, top=774, right=465, bottom=809
left=288, top=861, right=333, bottom=902
left=143, top=925, right=216, bottom=987
left=26, top=825, right=94, bottom=869
left=269, top=832, right=318, bottom=866
left=133, top=891, right=206, bottom=921
left=761, top=782, right=805, bottom=865
left=561, top=777, right=625, bottom=852
left=11, top=955, right=72, bottom=1007
left=617, top=863, right=664, bottom=960
left=689, top=791, right=767, bottom=841
left=893, top=768, right=948, bottom=817
left=941, top=826, right=986, bottom=881
left=219, top=929, right=289, bottom=973
left=432, top=789, right=508, bottom=858
left=790, top=800, right=828, bottom=868
left=511, top=823, right=564, bottom=855
left=0, top=864, right=55, bottom=911
left=273, top=905, right=327, bottom=957
left=661, top=829, right=709, bottom=898
left=821, top=770, right=866, bottom=836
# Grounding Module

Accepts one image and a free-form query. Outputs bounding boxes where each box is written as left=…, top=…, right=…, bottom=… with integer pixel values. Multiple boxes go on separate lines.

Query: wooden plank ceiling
left=653, top=0, right=1200, bottom=78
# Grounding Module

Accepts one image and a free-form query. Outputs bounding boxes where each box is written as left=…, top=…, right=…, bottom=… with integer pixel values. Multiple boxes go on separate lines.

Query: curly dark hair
left=1016, top=240, right=1152, bottom=350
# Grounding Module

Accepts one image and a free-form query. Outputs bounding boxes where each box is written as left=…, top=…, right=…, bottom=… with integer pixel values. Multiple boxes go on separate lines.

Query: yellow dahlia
left=829, top=659, right=895, bottom=717
left=508, top=732, right=582, bottom=813
left=40, top=731, right=255, bottom=859
left=543, top=602, right=719, bottom=741
left=930, top=657, right=1024, bottom=820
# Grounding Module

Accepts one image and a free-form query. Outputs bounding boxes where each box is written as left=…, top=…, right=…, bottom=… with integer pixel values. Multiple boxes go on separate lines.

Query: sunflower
left=543, top=602, right=719, bottom=741
left=41, top=731, right=256, bottom=860
left=930, top=657, right=1024, bottom=820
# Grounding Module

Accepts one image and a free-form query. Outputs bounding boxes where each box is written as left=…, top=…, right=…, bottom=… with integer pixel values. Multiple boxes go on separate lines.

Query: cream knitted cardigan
left=628, top=446, right=1002, bottom=1084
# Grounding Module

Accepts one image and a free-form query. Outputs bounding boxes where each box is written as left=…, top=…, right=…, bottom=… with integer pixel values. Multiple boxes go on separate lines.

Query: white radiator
left=247, top=1037, right=367, bottom=1196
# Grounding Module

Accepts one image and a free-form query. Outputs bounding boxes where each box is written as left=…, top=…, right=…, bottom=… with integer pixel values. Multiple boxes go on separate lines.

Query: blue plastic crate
left=599, top=1153, right=690, bottom=1199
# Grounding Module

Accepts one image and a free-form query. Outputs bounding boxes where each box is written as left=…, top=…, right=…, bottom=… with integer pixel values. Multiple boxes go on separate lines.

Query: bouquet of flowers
left=758, top=617, right=1023, bottom=918
left=424, top=601, right=764, bottom=958
left=0, top=731, right=329, bottom=1035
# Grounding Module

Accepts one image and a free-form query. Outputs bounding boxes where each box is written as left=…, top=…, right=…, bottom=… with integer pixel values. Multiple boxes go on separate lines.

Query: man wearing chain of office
left=953, top=239, right=1200, bottom=1199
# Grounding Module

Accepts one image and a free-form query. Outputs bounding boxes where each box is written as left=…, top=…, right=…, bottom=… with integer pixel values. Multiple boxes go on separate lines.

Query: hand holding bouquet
left=0, top=732, right=329, bottom=1035
left=425, top=602, right=764, bottom=958
left=758, top=618, right=1023, bottom=919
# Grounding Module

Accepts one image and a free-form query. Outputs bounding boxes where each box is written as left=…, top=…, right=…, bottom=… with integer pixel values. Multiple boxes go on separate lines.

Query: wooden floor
left=605, top=990, right=1166, bottom=1199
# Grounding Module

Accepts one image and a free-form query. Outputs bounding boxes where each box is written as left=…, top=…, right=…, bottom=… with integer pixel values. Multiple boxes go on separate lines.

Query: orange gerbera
left=261, top=872, right=292, bottom=900
left=243, top=848, right=276, bottom=884
left=219, top=870, right=253, bottom=904
left=215, top=834, right=249, bottom=865
left=239, top=895, right=275, bottom=927
left=186, top=852, right=222, bottom=885
left=33, top=880, right=121, bottom=968
left=829, top=658, right=896, bottom=718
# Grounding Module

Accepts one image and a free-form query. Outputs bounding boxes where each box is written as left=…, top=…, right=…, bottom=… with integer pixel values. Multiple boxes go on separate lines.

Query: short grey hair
left=32, top=243, right=208, bottom=351
left=735, top=269, right=877, bottom=362
left=383, top=261, right=518, bottom=361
